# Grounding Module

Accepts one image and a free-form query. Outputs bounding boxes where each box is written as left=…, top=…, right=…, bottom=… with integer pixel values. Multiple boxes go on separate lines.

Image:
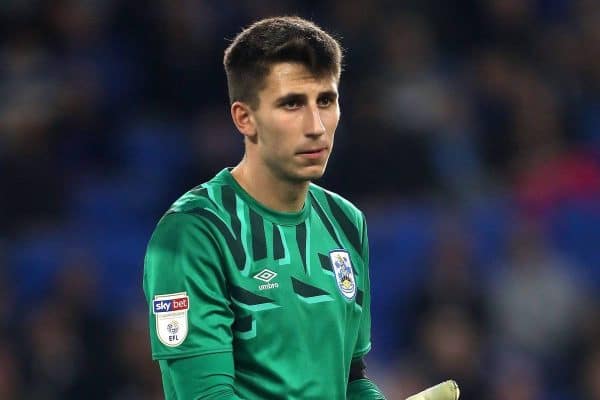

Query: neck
left=231, top=158, right=309, bottom=213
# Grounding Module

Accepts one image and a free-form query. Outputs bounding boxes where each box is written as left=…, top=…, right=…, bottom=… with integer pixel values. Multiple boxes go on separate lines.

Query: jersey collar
left=214, top=168, right=311, bottom=226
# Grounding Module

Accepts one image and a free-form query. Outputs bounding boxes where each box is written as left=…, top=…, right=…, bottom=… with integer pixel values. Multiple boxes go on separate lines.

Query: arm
left=144, top=212, right=241, bottom=399
left=165, top=353, right=243, bottom=399
left=347, top=216, right=386, bottom=400
left=346, top=358, right=386, bottom=400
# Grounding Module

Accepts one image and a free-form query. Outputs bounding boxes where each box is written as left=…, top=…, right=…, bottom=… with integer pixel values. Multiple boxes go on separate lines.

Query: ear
left=231, top=101, right=256, bottom=138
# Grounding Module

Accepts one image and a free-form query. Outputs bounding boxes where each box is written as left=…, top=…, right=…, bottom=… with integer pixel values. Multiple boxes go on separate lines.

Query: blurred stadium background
left=2, top=0, right=600, bottom=399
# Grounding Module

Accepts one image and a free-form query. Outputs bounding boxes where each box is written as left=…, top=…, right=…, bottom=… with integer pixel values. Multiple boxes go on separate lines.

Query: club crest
left=153, top=292, right=189, bottom=347
left=329, top=250, right=356, bottom=300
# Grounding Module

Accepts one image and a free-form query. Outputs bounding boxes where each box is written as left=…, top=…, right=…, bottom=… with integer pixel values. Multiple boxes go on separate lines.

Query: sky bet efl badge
left=153, top=292, right=189, bottom=347
left=330, top=250, right=356, bottom=300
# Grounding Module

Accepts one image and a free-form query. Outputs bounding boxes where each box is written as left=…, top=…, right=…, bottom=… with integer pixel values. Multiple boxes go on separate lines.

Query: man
left=144, top=16, right=384, bottom=399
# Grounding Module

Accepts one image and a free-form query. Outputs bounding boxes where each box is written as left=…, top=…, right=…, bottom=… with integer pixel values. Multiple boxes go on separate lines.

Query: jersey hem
left=151, top=347, right=232, bottom=361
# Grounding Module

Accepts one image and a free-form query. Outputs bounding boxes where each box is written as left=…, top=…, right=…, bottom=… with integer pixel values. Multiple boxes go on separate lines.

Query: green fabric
left=347, top=379, right=387, bottom=400
left=144, top=168, right=375, bottom=399
left=164, top=353, right=241, bottom=400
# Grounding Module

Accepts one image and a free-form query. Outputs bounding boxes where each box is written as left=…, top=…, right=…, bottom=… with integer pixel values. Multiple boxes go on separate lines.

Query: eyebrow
left=274, top=90, right=338, bottom=106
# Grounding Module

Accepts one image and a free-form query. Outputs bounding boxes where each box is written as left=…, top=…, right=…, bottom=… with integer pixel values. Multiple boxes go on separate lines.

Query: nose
left=304, top=105, right=326, bottom=136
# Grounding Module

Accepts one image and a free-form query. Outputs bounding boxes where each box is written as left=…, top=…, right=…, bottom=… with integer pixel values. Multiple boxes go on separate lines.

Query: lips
left=296, top=147, right=327, bottom=155
left=296, top=147, right=328, bottom=160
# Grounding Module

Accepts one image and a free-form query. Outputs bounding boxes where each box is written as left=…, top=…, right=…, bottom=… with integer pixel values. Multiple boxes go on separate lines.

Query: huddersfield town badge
left=329, top=250, right=356, bottom=300
left=153, top=292, right=189, bottom=347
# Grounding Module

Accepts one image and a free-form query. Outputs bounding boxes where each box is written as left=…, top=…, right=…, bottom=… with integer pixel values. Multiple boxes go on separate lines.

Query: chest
left=224, top=218, right=366, bottom=340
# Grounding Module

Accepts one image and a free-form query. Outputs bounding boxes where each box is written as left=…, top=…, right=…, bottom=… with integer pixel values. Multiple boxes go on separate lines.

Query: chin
left=297, top=166, right=326, bottom=182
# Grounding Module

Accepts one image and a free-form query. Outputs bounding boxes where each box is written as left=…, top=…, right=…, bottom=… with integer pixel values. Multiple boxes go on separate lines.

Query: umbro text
left=259, top=282, right=279, bottom=290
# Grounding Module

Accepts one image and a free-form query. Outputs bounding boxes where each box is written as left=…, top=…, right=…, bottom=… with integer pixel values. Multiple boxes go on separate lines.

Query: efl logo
left=154, top=292, right=189, bottom=347
left=153, top=296, right=189, bottom=314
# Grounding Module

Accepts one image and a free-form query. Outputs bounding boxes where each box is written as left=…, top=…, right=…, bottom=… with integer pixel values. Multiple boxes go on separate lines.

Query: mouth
left=296, top=147, right=328, bottom=159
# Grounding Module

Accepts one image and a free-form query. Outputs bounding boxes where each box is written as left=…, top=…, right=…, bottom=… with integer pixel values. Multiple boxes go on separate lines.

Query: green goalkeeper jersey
left=143, top=168, right=373, bottom=399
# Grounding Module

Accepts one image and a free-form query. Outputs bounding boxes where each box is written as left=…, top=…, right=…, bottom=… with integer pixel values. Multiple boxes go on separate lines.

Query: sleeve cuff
left=347, top=378, right=386, bottom=400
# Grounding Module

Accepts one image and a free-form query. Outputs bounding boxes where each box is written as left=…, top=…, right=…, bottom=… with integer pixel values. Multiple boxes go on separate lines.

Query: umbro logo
left=253, top=269, right=279, bottom=290
left=254, top=269, right=277, bottom=282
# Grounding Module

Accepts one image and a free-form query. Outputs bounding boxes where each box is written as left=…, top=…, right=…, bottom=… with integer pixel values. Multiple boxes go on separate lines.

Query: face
left=247, top=62, right=340, bottom=183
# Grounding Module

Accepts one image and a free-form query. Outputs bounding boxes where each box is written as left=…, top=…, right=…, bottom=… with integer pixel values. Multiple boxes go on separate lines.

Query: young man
left=143, top=16, right=386, bottom=399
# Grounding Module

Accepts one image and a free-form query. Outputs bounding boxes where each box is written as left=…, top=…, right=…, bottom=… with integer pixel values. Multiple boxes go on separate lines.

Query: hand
left=405, top=380, right=460, bottom=400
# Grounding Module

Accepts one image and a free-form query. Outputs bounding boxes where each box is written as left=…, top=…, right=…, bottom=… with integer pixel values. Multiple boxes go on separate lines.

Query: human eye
left=277, top=95, right=305, bottom=111
left=282, top=100, right=301, bottom=110
left=317, top=94, right=336, bottom=108
left=317, top=98, right=330, bottom=107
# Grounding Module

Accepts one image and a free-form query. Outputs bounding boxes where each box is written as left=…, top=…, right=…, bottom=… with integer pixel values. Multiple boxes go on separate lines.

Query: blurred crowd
left=1, top=0, right=600, bottom=399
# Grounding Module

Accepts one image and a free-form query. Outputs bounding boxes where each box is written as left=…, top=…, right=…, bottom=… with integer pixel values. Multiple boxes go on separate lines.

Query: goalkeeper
left=143, top=15, right=457, bottom=400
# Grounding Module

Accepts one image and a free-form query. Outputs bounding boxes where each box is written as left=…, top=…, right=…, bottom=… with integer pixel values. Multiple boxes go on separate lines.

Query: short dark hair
left=223, top=16, right=343, bottom=109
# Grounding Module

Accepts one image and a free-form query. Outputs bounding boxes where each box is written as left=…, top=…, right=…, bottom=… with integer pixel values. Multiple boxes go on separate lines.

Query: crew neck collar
left=214, top=168, right=311, bottom=226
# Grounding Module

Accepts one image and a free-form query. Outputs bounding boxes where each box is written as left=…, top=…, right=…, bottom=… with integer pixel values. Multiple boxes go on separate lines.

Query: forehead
left=260, top=62, right=338, bottom=97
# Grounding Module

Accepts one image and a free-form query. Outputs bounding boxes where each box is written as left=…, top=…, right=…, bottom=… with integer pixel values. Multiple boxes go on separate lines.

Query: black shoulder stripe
left=310, top=193, right=342, bottom=248
left=249, top=208, right=267, bottom=261
left=324, top=193, right=361, bottom=254
left=273, top=224, right=285, bottom=260
left=191, top=187, right=222, bottom=208
left=296, top=222, right=307, bottom=274
left=190, top=186, right=209, bottom=197
left=186, top=208, right=246, bottom=271
left=165, top=187, right=215, bottom=215
left=221, top=185, right=241, bottom=238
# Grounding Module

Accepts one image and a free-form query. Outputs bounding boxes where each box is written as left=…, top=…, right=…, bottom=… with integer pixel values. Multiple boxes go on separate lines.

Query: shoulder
left=167, top=184, right=218, bottom=214
left=147, top=211, right=214, bottom=256
left=149, top=180, right=231, bottom=248
left=309, top=183, right=369, bottom=261
left=162, top=172, right=233, bottom=223
left=309, top=183, right=365, bottom=226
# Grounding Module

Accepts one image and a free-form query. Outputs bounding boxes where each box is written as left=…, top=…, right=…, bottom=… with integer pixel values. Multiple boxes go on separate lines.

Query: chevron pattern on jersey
left=324, top=192, right=361, bottom=254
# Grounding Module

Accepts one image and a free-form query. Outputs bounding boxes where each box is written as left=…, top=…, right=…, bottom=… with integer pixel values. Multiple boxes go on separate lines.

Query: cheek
left=324, top=111, right=340, bottom=133
left=257, top=117, right=293, bottom=153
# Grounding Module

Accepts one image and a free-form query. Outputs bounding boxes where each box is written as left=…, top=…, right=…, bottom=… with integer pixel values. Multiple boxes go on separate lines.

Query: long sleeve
left=346, top=217, right=386, bottom=399
left=163, top=353, right=244, bottom=399
left=144, top=212, right=239, bottom=398
left=347, top=378, right=386, bottom=400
